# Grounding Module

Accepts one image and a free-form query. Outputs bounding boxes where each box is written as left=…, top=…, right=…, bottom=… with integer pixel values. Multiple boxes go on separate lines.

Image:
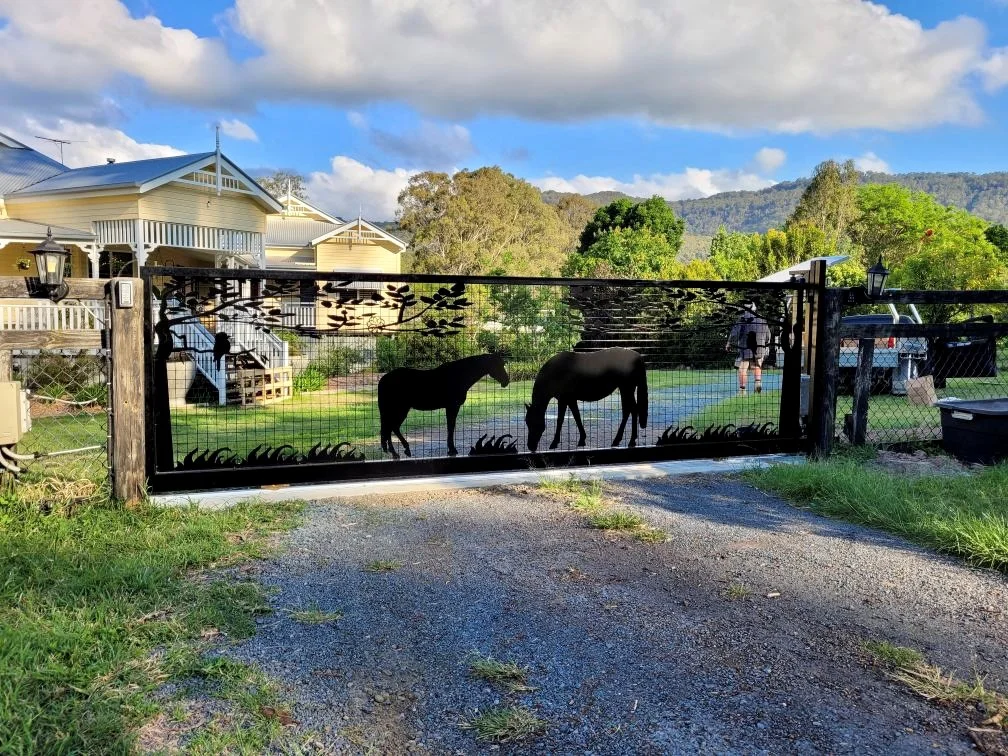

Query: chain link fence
left=837, top=331, right=1008, bottom=446
left=5, top=349, right=110, bottom=504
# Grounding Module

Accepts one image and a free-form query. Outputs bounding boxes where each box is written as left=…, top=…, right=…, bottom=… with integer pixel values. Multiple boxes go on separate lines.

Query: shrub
left=23, top=352, right=103, bottom=394
left=375, top=334, right=475, bottom=371
left=293, top=367, right=326, bottom=393
left=73, top=384, right=107, bottom=406
left=307, top=346, right=365, bottom=377
left=275, top=329, right=304, bottom=357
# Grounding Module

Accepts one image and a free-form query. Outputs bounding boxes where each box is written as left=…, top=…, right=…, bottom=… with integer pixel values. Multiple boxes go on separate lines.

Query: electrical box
left=0, top=382, right=31, bottom=445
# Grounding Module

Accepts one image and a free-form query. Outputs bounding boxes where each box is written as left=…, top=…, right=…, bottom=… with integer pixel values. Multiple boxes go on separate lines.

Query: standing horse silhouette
left=378, top=352, right=510, bottom=458
left=525, top=347, right=648, bottom=452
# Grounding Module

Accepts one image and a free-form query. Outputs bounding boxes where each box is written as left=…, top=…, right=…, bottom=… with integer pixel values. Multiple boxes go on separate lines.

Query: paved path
left=224, top=475, right=1007, bottom=754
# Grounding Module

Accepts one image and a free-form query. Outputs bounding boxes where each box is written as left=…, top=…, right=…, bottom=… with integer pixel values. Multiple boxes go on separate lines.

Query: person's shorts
left=735, top=356, right=763, bottom=369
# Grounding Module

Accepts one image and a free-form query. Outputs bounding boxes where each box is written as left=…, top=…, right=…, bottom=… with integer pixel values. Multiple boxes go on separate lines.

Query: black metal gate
left=142, top=268, right=810, bottom=493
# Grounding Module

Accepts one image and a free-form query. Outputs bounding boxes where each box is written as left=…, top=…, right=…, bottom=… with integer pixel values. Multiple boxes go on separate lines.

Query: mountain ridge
left=541, top=171, right=1008, bottom=234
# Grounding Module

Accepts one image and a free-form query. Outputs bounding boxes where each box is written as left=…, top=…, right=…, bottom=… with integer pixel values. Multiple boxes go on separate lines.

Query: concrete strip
left=152, top=454, right=804, bottom=509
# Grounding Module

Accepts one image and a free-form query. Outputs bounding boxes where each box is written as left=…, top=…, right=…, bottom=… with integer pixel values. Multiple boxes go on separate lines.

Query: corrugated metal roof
left=10, top=152, right=213, bottom=196
left=0, top=138, right=68, bottom=196
left=266, top=217, right=341, bottom=247
left=0, top=218, right=95, bottom=242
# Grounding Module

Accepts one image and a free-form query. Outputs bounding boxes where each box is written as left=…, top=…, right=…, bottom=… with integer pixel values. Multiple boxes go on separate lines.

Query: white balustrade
left=0, top=301, right=105, bottom=331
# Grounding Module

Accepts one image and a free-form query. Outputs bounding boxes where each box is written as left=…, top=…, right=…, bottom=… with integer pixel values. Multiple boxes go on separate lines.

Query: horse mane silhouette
left=525, top=347, right=648, bottom=452
left=378, top=352, right=510, bottom=459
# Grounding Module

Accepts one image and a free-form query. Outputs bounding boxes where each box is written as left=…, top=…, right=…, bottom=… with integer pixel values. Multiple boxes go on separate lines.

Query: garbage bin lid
left=933, top=398, right=1008, bottom=415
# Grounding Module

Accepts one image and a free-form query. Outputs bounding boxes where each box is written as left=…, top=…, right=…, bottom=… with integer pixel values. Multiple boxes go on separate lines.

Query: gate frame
left=0, top=276, right=146, bottom=505
left=141, top=266, right=812, bottom=494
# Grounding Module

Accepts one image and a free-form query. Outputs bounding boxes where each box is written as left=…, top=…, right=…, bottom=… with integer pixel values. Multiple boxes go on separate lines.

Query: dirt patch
left=871, top=449, right=982, bottom=477
left=28, top=398, right=105, bottom=418
left=326, top=372, right=380, bottom=392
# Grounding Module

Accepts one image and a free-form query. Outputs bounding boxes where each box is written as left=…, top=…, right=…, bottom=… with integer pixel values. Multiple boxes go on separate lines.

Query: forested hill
left=542, top=171, right=1008, bottom=234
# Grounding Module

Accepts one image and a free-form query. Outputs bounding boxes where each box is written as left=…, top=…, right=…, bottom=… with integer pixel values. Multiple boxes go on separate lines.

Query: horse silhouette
left=378, top=352, right=510, bottom=459
left=525, top=347, right=648, bottom=452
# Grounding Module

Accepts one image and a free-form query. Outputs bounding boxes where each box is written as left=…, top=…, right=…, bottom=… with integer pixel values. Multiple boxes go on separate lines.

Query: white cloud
left=347, top=114, right=474, bottom=166
left=533, top=168, right=774, bottom=201
left=753, top=147, right=787, bottom=174
left=854, top=151, right=891, bottom=173
left=5, top=115, right=184, bottom=167
left=979, top=47, right=1008, bottom=91
left=532, top=148, right=780, bottom=200
left=307, top=156, right=412, bottom=220
left=0, top=0, right=1001, bottom=132
left=219, top=118, right=258, bottom=142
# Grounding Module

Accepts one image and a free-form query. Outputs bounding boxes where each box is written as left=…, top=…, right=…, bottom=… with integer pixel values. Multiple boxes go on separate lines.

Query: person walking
left=726, top=301, right=771, bottom=395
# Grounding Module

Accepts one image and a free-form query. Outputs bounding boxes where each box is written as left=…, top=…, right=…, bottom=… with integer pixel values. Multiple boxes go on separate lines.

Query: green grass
left=864, top=640, right=925, bottom=669
left=0, top=491, right=303, bottom=753
left=586, top=510, right=646, bottom=530
left=541, top=477, right=668, bottom=542
left=288, top=604, right=343, bottom=624
left=722, top=583, right=752, bottom=601
left=468, top=655, right=535, bottom=693
left=687, top=389, right=782, bottom=430
left=745, top=455, right=1008, bottom=571
left=462, top=705, right=547, bottom=743
left=364, top=559, right=402, bottom=572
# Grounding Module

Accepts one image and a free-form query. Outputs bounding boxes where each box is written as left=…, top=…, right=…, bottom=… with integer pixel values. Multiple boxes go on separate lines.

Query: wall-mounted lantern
left=30, top=227, right=70, bottom=302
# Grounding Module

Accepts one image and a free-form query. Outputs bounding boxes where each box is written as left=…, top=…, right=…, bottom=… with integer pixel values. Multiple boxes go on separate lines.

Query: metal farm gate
left=142, top=268, right=813, bottom=493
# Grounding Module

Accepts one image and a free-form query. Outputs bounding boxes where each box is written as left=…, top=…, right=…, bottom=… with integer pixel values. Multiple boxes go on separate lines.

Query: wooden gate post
left=109, top=278, right=146, bottom=505
left=851, top=338, right=875, bottom=445
left=806, top=260, right=842, bottom=458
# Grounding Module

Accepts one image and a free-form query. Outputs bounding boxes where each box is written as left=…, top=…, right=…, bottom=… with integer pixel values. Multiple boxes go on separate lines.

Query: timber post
left=109, top=278, right=147, bottom=506
left=851, top=337, right=875, bottom=445
left=805, top=260, right=841, bottom=458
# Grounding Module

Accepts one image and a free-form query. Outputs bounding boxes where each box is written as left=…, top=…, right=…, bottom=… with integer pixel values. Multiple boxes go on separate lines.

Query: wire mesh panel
left=143, top=268, right=808, bottom=492
left=8, top=348, right=110, bottom=502
left=837, top=316, right=1008, bottom=445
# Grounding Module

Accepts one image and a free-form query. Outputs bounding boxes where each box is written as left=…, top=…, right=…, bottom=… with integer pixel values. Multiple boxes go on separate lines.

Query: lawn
left=746, top=450, right=1008, bottom=571
left=0, top=491, right=304, bottom=752
left=167, top=368, right=738, bottom=462
left=687, top=389, right=782, bottom=430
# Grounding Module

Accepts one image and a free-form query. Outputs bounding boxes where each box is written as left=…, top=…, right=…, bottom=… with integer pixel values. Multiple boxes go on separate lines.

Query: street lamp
left=30, top=227, right=70, bottom=302
left=866, top=255, right=889, bottom=299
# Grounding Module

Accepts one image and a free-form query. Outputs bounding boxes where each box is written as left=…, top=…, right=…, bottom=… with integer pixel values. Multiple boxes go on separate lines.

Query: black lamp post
left=866, top=255, right=889, bottom=299
left=30, top=227, right=70, bottom=302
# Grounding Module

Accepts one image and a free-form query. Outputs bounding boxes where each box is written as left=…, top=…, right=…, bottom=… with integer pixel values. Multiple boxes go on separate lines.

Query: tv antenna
left=33, top=136, right=78, bottom=165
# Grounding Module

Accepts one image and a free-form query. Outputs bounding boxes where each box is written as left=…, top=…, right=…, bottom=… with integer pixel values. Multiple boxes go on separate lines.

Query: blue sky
left=5, top=0, right=1008, bottom=219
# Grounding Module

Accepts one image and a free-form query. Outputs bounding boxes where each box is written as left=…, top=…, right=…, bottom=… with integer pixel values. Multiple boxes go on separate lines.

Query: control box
left=0, top=382, right=31, bottom=445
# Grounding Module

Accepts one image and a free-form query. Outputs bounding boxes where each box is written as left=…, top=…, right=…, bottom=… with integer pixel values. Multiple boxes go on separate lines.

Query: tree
left=985, top=223, right=1008, bottom=262
left=709, top=226, right=759, bottom=281
left=577, top=196, right=685, bottom=254
left=562, top=227, right=679, bottom=279
left=787, top=159, right=859, bottom=248
left=852, top=183, right=1004, bottom=280
left=397, top=167, right=569, bottom=275
left=258, top=170, right=308, bottom=200
left=554, top=194, right=596, bottom=252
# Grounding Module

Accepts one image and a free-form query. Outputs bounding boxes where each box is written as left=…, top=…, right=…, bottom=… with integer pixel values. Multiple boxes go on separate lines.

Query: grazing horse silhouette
left=378, top=352, right=510, bottom=458
left=525, top=347, right=648, bottom=452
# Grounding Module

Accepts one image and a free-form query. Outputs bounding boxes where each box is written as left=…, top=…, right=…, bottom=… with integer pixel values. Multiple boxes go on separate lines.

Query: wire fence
left=6, top=349, right=110, bottom=503
left=837, top=330, right=1008, bottom=446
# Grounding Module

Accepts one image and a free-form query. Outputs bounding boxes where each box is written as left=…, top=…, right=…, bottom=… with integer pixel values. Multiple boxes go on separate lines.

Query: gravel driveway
left=227, top=474, right=1007, bottom=754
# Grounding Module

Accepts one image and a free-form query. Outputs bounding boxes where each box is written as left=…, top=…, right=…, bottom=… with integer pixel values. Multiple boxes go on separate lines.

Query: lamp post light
left=30, top=227, right=70, bottom=302
left=866, top=255, right=889, bottom=299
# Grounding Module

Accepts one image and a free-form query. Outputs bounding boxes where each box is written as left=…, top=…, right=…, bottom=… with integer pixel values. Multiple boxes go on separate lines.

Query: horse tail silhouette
left=635, top=359, right=648, bottom=429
